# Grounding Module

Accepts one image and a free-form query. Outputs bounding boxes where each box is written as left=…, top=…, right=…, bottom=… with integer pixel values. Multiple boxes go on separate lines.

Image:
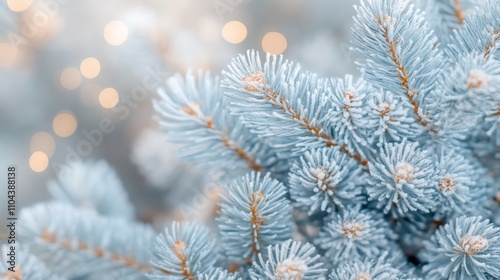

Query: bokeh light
left=60, top=67, right=82, bottom=90
left=104, top=20, right=129, bottom=46
left=99, top=87, right=120, bottom=109
left=53, top=112, right=78, bottom=137
left=222, top=21, right=248, bottom=44
left=80, top=57, right=101, bottom=79
left=0, top=43, right=16, bottom=67
left=7, top=0, right=32, bottom=12
left=29, top=151, right=49, bottom=173
left=262, top=32, right=288, bottom=55
left=30, top=131, right=56, bottom=157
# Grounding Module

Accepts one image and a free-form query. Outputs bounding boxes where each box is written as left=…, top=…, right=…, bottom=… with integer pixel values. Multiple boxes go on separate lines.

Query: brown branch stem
left=264, top=89, right=368, bottom=166
left=379, top=17, right=431, bottom=129
left=41, top=230, right=152, bottom=273
left=183, top=104, right=261, bottom=171
left=453, top=0, right=465, bottom=26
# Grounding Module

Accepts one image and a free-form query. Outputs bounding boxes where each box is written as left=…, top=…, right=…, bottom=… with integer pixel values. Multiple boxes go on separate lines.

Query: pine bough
left=6, top=0, right=500, bottom=279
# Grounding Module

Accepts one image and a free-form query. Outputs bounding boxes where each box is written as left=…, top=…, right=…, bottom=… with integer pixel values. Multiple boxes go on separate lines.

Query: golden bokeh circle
left=29, top=151, right=49, bottom=173
left=80, top=57, right=101, bottom=79
left=99, top=88, right=120, bottom=109
left=7, top=0, right=33, bottom=12
left=262, top=32, right=288, bottom=55
left=104, top=20, right=129, bottom=46
left=53, top=112, right=78, bottom=137
left=222, top=21, right=248, bottom=44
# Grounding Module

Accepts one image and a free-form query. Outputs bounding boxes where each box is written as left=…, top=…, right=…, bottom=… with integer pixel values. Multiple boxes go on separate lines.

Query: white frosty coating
left=342, top=221, right=365, bottom=239
left=438, top=174, right=457, bottom=195
left=381, top=15, right=397, bottom=26
left=312, top=167, right=327, bottom=182
left=243, top=71, right=265, bottom=92
left=467, top=69, right=490, bottom=89
left=460, top=235, right=489, bottom=255
left=311, top=167, right=335, bottom=212
left=355, top=272, right=373, bottom=280
left=394, top=162, right=414, bottom=184
left=275, top=257, right=308, bottom=280
left=343, top=87, right=357, bottom=101
left=378, top=102, right=391, bottom=114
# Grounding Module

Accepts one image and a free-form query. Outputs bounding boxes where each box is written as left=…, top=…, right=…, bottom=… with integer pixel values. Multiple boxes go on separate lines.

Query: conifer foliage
left=6, top=0, right=500, bottom=279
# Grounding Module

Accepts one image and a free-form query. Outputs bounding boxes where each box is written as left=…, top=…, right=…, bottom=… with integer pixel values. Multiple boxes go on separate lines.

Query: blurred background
left=0, top=0, right=358, bottom=230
